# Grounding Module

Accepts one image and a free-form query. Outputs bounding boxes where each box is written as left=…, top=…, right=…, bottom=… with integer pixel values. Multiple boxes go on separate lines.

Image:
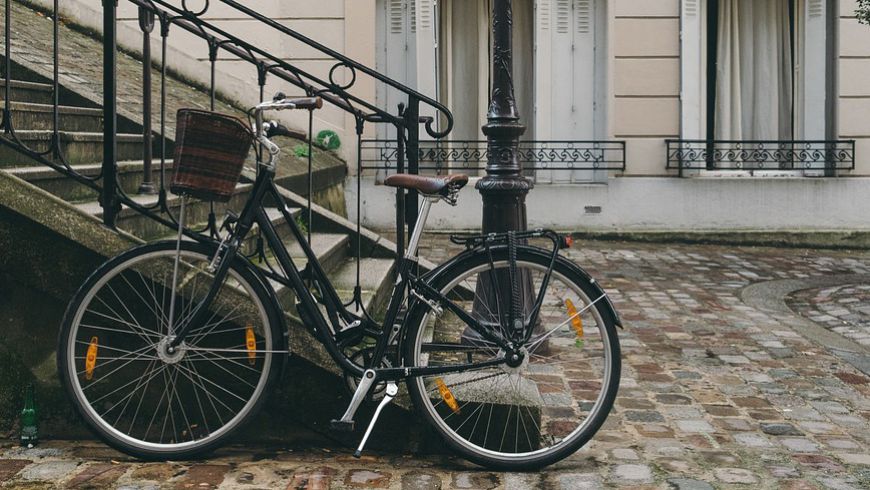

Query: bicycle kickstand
left=354, top=382, right=398, bottom=458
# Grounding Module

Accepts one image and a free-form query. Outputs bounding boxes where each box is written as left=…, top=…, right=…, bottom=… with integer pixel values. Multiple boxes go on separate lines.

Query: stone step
left=331, top=257, right=397, bottom=319
left=78, top=183, right=254, bottom=240
left=0, top=131, right=153, bottom=167
left=0, top=101, right=104, bottom=132
left=0, top=79, right=54, bottom=105
left=264, top=231, right=351, bottom=309
left=6, top=160, right=173, bottom=202
left=280, top=229, right=350, bottom=276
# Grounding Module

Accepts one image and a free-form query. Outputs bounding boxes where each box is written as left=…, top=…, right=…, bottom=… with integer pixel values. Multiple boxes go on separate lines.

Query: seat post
left=405, top=197, right=433, bottom=259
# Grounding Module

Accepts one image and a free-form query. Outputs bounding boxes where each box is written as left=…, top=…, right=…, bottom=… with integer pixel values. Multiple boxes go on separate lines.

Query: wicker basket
left=170, top=109, right=253, bottom=203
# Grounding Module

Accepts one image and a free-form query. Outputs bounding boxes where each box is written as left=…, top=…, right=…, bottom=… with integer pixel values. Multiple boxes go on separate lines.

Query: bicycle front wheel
left=404, top=247, right=620, bottom=470
left=57, top=241, right=283, bottom=460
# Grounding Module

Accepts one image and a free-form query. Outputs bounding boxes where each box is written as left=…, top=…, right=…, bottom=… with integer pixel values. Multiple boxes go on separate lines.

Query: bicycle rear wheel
left=57, top=241, right=283, bottom=460
left=403, top=247, right=620, bottom=470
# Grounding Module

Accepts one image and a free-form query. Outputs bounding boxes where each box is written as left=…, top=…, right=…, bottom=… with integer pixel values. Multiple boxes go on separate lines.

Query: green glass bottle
left=19, top=384, right=38, bottom=448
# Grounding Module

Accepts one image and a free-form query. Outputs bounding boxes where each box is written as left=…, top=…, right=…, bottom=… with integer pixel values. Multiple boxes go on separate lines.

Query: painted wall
left=350, top=176, right=870, bottom=232
left=612, top=0, right=681, bottom=176
left=40, top=0, right=870, bottom=231
left=840, top=0, right=870, bottom=174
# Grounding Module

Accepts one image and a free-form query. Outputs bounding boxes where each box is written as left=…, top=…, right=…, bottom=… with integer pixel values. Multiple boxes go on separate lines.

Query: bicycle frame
left=169, top=164, right=516, bottom=384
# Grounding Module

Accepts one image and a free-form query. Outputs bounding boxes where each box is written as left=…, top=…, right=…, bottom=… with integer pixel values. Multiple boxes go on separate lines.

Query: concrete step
left=6, top=160, right=173, bottom=202
left=331, top=257, right=397, bottom=319
left=0, top=131, right=154, bottom=167
left=263, top=231, right=351, bottom=309
left=0, top=101, right=104, bottom=132
left=0, top=79, right=54, bottom=105
left=281, top=230, right=350, bottom=275
left=78, top=183, right=254, bottom=240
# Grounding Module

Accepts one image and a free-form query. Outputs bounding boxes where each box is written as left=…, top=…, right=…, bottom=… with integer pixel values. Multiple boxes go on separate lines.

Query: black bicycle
left=57, top=97, right=622, bottom=470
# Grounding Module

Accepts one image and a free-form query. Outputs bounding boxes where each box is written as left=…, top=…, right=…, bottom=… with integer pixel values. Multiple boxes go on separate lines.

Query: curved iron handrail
left=128, top=0, right=454, bottom=138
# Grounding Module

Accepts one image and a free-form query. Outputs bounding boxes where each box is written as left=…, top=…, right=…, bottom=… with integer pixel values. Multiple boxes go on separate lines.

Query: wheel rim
left=412, top=260, right=615, bottom=461
left=65, top=248, right=273, bottom=453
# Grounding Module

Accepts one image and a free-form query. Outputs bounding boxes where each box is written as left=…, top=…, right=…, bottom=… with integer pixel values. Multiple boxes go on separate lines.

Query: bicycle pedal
left=329, top=419, right=355, bottom=432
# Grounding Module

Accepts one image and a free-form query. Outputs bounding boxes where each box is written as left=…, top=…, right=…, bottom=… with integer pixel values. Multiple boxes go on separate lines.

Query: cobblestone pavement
left=789, top=285, right=870, bottom=348
left=4, top=237, right=870, bottom=489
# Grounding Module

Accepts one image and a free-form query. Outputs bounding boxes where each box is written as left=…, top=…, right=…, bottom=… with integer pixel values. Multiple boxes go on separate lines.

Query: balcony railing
left=361, top=139, right=626, bottom=183
left=666, top=140, right=856, bottom=176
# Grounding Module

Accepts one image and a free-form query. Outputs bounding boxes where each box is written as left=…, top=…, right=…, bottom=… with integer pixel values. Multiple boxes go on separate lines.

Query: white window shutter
left=535, top=0, right=553, bottom=142
left=799, top=0, right=826, bottom=140
left=681, top=0, right=703, bottom=139
left=572, top=0, right=595, bottom=138
left=378, top=0, right=416, bottom=140
left=535, top=0, right=596, bottom=183
left=414, top=0, right=438, bottom=132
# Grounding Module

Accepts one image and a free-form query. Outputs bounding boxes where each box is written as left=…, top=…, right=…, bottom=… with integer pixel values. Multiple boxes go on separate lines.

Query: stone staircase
left=0, top=0, right=427, bottom=449
left=0, top=68, right=399, bottom=350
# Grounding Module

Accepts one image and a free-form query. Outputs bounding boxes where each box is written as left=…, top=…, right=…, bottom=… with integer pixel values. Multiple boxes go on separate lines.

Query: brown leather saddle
left=383, top=173, right=469, bottom=198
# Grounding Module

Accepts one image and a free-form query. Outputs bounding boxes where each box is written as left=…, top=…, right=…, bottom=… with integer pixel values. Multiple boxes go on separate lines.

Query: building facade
left=48, top=0, right=870, bottom=232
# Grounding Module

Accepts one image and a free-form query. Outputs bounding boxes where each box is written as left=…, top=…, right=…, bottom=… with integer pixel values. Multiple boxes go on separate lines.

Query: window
left=375, top=0, right=614, bottom=180
left=706, top=0, right=827, bottom=141
left=678, top=0, right=841, bottom=173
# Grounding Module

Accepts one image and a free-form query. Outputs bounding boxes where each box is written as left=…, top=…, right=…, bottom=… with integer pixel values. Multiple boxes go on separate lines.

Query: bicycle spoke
left=78, top=323, right=160, bottom=341
left=105, top=282, right=158, bottom=345
left=102, top=359, right=163, bottom=421
left=75, top=344, right=155, bottom=376
left=179, top=358, right=230, bottom=426
left=127, top=359, right=160, bottom=435
left=182, top=357, right=213, bottom=437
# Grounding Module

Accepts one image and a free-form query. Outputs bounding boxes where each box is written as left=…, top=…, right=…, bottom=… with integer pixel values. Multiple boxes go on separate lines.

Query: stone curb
left=740, top=273, right=870, bottom=376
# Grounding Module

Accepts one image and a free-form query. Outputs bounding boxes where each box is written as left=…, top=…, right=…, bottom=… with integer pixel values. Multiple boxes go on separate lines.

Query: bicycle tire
left=57, top=240, right=284, bottom=460
left=403, top=246, right=621, bottom=470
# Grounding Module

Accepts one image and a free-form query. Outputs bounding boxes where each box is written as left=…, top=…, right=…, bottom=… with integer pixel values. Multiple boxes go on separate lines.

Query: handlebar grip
left=265, top=122, right=306, bottom=140
left=287, top=97, right=323, bottom=110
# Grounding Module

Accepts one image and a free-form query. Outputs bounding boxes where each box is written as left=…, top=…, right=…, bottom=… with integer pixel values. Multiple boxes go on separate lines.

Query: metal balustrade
left=666, top=139, right=856, bottom=176
left=361, top=139, right=626, bottom=183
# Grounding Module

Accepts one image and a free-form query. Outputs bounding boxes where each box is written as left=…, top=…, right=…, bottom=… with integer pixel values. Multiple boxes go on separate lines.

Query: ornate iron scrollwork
left=667, top=140, right=856, bottom=173
left=361, top=139, right=626, bottom=177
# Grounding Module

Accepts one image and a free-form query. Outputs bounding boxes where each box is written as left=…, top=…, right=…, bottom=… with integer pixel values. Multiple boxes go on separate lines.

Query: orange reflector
left=85, top=336, right=99, bottom=380
left=435, top=378, right=460, bottom=414
left=245, top=324, right=257, bottom=366
left=565, top=299, right=585, bottom=348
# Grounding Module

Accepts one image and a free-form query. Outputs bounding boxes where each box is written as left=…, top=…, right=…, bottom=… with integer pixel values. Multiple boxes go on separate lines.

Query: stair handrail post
left=477, top=0, right=531, bottom=234
left=394, top=104, right=406, bottom=260
left=2, top=0, right=11, bottom=131
left=101, top=0, right=121, bottom=228
left=404, top=96, right=421, bottom=248
left=137, top=6, right=156, bottom=194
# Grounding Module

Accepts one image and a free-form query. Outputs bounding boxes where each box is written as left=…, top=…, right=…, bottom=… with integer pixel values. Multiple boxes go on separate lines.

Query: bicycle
left=57, top=96, right=623, bottom=470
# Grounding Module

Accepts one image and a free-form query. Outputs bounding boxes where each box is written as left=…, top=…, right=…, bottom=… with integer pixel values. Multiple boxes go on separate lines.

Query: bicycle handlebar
left=255, top=95, right=323, bottom=112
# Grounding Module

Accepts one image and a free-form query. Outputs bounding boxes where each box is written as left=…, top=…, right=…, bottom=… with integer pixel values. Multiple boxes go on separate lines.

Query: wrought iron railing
left=1, top=0, right=454, bottom=306
left=666, top=139, right=856, bottom=176
left=361, top=139, right=626, bottom=182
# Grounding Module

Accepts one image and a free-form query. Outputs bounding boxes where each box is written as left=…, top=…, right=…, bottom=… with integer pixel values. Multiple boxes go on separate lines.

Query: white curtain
left=439, top=0, right=534, bottom=141
left=715, top=0, right=793, bottom=141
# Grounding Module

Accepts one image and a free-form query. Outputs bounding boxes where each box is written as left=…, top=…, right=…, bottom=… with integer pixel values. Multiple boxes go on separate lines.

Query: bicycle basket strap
left=170, top=109, right=254, bottom=203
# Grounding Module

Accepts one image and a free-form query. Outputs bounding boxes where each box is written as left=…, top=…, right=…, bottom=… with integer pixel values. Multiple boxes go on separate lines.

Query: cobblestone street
left=3, top=237, right=870, bottom=489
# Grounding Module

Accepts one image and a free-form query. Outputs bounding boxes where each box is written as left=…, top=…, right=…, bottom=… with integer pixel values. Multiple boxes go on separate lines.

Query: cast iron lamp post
left=477, top=0, right=531, bottom=232
left=466, top=0, right=537, bottom=346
